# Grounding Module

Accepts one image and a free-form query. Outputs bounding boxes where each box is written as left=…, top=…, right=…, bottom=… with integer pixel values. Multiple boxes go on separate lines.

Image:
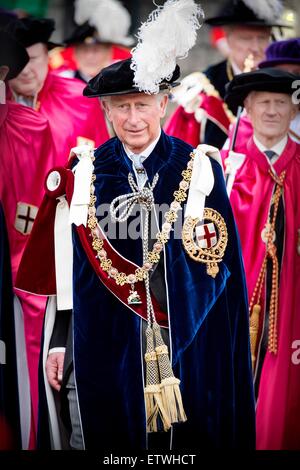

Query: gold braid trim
left=88, top=151, right=196, bottom=286
left=249, top=170, right=286, bottom=371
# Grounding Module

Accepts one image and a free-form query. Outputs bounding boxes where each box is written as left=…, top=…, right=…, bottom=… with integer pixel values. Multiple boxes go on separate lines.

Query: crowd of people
left=0, top=0, right=299, bottom=452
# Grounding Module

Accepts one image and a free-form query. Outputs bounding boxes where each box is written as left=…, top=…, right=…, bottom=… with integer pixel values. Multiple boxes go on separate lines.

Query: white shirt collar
left=123, top=129, right=161, bottom=161
left=122, top=130, right=161, bottom=190
left=230, top=60, right=243, bottom=76
left=253, top=134, right=288, bottom=164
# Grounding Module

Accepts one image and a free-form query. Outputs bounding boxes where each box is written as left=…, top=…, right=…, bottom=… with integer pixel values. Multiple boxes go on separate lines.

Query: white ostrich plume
left=131, top=0, right=204, bottom=94
left=74, top=0, right=134, bottom=46
left=242, top=0, right=283, bottom=22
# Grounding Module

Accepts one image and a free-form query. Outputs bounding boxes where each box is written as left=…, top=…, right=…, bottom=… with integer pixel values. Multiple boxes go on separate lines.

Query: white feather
left=74, top=0, right=99, bottom=25
left=131, top=0, right=204, bottom=94
left=242, top=0, right=283, bottom=22
left=74, top=0, right=133, bottom=46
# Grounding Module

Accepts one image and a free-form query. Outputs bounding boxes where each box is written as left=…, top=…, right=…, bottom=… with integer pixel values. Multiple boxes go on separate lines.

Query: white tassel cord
left=131, top=0, right=204, bottom=94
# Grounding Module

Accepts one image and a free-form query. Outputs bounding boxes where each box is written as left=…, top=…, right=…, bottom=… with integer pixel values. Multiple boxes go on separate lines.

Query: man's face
left=245, top=91, right=297, bottom=142
left=103, top=93, right=168, bottom=154
left=74, top=42, right=112, bottom=78
left=226, top=26, right=271, bottom=71
left=9, top=42, right=48, bottom=97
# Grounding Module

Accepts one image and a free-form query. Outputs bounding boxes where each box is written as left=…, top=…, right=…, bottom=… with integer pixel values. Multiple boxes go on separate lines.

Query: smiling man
left=224, top=68, right=300, bottom=449
left=102, top=93, right=168, bottom=156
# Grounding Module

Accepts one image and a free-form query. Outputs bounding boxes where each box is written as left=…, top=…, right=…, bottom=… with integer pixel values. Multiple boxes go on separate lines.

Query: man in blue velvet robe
left=16, top=58, right=255, bottom=451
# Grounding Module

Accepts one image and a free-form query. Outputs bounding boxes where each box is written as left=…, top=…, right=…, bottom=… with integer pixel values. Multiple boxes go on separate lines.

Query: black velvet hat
left=64, top=21, right=134, bottom=48
left=6, top=17, right=63, bottom=50
left=64, top=22, right=100, bottom=46
left=0, top=7, right=17, bottom=29
left=0, top=30, right=29, bottom=79
left=224, top=68, right=299, bottom=109
left=205, top=0, right=289, bottom=28
left=83, top=58, right=180, bottom=97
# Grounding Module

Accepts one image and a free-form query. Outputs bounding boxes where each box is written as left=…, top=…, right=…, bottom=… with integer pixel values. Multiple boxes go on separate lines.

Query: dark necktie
left=131, top=154, right=145, bottom=174
left=264, top=150, right=277, bottom=161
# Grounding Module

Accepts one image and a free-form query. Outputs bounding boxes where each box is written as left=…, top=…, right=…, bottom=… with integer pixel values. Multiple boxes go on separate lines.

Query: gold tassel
left=153, top=322, right=187, bottom=424
left=250, top=304, right=261, bottom=371
left=144, top=326, right=171, bottom=432
left=267, top=246, right=279, bottom=354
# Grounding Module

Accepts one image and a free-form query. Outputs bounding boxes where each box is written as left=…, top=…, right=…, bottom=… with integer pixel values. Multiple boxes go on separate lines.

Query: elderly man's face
left=75, top=42, right=112, bottom=79
left=245, top=91, right=297, bottom=143
left=9, top=43, right=48, bottom=97
left=226, top=26, right=271, bottom=71
left=103, top=93, right=168, bottom=154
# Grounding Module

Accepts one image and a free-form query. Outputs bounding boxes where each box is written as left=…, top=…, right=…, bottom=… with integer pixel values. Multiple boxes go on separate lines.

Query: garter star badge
left=182, top=208, right=228, bottom=278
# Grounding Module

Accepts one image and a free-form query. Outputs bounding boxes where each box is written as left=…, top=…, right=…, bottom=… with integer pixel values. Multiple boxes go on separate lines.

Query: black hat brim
left=83, top=58, right=180, bottom=97
left=5, top=17, right=63, bottom=50
left=84, top=81, right=180, bottom=98
left=205, top=17, right=292, bottom=28
left=64, top=21, right=133, bottom=48
left=224, top=68, right=299, bottom=109
left=0, top=31, right=29, bottom=79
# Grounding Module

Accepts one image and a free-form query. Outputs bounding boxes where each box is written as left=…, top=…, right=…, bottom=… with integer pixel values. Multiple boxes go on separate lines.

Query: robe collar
left=116, top=130, right=174, bottom=184
left=247, top=136, right=297, bottom=176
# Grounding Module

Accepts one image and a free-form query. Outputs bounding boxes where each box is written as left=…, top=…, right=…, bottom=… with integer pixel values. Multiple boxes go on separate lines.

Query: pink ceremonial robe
left=0, top=99, right=57, bottom=447
left=11, top=71, right=110, bottom=165
left=225, top=137, right=300, bottom=449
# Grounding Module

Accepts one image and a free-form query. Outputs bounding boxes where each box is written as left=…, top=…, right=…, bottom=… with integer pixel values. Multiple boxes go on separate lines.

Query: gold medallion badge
left=182, top=208, right=228, bottom=278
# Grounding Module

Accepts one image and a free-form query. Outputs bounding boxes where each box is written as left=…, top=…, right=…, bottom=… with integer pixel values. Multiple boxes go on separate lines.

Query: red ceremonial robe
left=164, top=92, right=232, bottom=149
left=225, top=137, right=300, bottom=449
left=0, top=99, right=58, bottom=448
left=11, top=71, right=109, bottom=166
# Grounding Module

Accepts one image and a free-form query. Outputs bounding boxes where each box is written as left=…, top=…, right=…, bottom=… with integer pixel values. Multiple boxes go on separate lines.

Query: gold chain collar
left=87, top=150, right=196, bottom=286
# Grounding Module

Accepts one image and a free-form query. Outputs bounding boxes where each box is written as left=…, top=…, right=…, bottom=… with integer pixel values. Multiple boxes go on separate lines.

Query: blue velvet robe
left=70, top=131, right=255, bottom=450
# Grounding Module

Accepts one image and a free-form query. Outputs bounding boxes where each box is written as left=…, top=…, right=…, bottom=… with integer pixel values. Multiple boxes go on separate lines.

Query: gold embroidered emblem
left=182, top=208, right=228, bottom=278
